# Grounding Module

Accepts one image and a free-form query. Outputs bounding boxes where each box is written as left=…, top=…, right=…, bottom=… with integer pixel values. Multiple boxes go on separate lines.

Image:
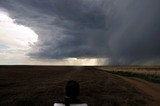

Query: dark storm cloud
left=0, top=0, right=160, bottom=65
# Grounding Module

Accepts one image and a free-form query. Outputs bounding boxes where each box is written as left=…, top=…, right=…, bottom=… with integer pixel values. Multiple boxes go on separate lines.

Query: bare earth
left=0, top=66, right=160, bottom=106
left=117, top=75, right=160, bottom=105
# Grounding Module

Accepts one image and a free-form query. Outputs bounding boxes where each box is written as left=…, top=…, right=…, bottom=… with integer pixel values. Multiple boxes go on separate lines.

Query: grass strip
left=106, top=70, right=160, bottom=83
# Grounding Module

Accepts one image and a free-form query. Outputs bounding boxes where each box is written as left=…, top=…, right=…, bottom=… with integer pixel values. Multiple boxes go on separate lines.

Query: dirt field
left=0, top=66, right=160, bottom=106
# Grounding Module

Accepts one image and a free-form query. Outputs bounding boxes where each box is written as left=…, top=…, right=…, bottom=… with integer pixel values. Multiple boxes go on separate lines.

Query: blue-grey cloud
left=0, top=0, right=160, bottom=65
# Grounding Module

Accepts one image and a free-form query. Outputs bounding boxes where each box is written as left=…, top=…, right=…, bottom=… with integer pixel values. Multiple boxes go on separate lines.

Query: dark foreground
left=0, top=66, right=158, bottom=106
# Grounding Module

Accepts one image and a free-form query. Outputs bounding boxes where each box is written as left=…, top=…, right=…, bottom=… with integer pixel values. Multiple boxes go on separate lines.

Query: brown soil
left=117, top=75, right=160, bottom=105
left=0, top=66, right=159, bottom=106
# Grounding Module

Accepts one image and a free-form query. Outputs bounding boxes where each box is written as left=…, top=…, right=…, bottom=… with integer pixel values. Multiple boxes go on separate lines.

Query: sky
left=0, top=0, right=160, bottom=65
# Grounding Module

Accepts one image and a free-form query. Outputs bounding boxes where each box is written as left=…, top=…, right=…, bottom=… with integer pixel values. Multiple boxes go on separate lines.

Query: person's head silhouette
left=65, top=80, right=80, bottom=98
left=54, top=80, right=88, bottom=106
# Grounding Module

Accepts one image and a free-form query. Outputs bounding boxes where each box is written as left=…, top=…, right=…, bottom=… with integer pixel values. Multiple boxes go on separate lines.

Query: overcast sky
left=0, top=0, right=160, bottom=65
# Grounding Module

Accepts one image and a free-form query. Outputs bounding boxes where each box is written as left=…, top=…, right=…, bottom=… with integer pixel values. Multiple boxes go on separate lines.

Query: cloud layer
left=0, top=0, right=160, bottom=65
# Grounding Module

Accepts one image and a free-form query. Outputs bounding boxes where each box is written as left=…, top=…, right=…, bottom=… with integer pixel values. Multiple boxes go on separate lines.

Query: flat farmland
left=0, top=66, right=160, bottom=106
left=100, top=66, right=160, bottom=75
left=99, top=66, right=160, bottom=83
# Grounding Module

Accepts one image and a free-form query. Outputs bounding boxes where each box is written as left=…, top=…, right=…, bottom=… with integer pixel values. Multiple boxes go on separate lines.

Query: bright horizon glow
left=26, top=58, right=107, bottom=66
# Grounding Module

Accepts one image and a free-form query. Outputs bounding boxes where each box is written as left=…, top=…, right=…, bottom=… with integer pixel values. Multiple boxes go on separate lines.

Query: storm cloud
left=0, top=0, right=160, bottom=65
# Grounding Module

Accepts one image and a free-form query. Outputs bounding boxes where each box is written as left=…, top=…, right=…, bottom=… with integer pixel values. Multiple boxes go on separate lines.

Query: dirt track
left=0, top=66, right=159, bottom=106
left=117, top=75, right=160, bottom=105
